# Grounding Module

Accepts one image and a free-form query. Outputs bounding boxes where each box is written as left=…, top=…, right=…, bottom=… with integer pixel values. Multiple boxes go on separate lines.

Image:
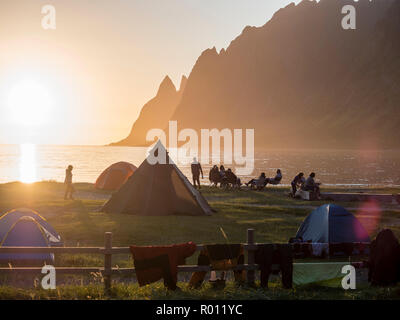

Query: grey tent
left=101, top=141, right=213, bottom=216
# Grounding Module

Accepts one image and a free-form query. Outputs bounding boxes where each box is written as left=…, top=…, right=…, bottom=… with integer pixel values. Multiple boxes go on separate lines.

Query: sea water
left=0, top=144, right=399, bottom=187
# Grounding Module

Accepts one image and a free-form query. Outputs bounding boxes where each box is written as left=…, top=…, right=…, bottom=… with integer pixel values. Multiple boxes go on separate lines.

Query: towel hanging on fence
left=130, top=242, right=196, bottom=290
left=189, top=244, right=245, bottom=288
left=255, top=244, right=293, bottom=289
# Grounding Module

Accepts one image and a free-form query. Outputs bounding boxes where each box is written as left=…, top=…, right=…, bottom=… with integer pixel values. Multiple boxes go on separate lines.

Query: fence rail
left=0, top=229, right=369, bottom=293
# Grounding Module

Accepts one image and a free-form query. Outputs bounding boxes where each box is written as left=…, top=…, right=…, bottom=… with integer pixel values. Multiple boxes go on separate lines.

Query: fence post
left=247, top=228, right=256, bottom=286
left=104, top=232, right=113, bottom=295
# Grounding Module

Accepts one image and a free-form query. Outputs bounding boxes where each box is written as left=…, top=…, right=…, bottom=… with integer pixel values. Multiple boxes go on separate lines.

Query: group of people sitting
left=207, top=167, right=284, bottom=191
left=209, top=165, right=241, bottom=189
left=244, top=169, right=283, bottom=190
left=291, top=172, right=321, bottom=199
left=193, top=157, right=321, bottom=198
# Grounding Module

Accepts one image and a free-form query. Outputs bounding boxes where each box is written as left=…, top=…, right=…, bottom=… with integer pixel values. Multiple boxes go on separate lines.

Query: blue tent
left=0, top=216, right=54, bottom=265
left=295, top=204, right=370, bottom=243
left=0, top=208, right=62, bottom=246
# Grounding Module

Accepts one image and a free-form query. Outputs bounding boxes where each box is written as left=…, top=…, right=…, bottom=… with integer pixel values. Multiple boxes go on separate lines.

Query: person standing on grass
left=191, top=157, right=203, bottom=189
left=64, top=165, right=75, bottom=200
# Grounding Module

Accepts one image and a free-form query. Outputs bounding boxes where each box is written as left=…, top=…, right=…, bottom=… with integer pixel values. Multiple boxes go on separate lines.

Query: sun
left=7, top=80, right=53, bottom=126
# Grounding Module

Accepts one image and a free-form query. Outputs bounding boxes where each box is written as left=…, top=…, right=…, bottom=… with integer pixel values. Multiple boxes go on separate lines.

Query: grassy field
left=0, top=181, right=399, bottom=299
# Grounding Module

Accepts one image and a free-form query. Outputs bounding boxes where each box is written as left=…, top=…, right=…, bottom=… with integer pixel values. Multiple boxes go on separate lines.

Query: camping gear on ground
left=95, top=161, right=137, bottom=191
left=293, top=262, right=350, bottom=286
left=0, top=216, right=54, bottom=266
left=368, top=229, right=400, bottom=286
left=255, top=244, right=293, bottom=289
left=329, top=243, right=354, bottom=256
left=289, top=241, right=313, bottom=258
left=189, top=244, right=245, bottom=288
left=130, top=242, right=196, bottom=290
left=321, top=192, right=400, bottom=204
left=102, top=141, right=213, bottom=216
left=289, top=240, right=368, bottom=258
left=311, top=243, right=329, bottom=257
left=0, top=208, right=62, bottom=246
left=295, top=189, right=318, bottom=201
left=294, top=204, right=370, bottom=255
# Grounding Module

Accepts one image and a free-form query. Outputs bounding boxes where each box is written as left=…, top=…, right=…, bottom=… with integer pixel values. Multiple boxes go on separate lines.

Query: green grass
left=0, top=181, right=399, bottom=299
left=1, top=281, right=400, bottom=300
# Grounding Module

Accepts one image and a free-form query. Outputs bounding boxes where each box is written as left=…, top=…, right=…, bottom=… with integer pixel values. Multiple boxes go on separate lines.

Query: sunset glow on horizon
left=0, top=0, right=299, bottom=146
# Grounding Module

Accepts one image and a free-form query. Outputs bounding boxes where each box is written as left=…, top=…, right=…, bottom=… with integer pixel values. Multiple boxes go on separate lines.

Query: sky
left=0, top=0, right=301, bottom=145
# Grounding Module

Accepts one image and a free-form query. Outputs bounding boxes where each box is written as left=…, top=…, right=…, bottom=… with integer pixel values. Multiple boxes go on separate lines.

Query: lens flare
left=356, top=199, right=382, bottom=235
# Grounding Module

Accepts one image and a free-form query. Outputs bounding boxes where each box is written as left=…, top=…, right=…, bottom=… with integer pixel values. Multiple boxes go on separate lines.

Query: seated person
left=209, top=165, right=220, bottom=186
left=219, top=165, right=228, bottom=187
left=291, top=172, right=305, bottom=197
left=219, top=165, right=226, bottom=178
left=246, top=172, right=266, bottom=190
left=225, top=168, right=241, bottom=187
left=303, top=172, right=321, bottom=198
left=265, top=169, right=283, bottom=185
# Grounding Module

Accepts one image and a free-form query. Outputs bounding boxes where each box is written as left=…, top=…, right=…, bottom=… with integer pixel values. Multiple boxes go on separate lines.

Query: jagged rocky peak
left=112, top=0, right=399, bottom=148
left=157, top=75, right=177, bottom=95
left=200, top=46, right=218, bottom=59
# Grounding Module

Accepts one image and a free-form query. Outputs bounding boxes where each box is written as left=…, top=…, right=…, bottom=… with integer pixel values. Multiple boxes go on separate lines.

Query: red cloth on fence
left=130, top=242, right=197, bottom=289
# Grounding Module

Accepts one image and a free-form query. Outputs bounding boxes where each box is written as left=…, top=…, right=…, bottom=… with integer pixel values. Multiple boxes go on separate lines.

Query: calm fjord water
left=0, top=144, right=399, bottom=187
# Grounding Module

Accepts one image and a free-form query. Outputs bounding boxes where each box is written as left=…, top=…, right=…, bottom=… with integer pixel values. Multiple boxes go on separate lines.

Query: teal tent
left=295, top=204, right=370, bottom=243
left=0, top=216, right=54, bottom=265
left=0, top=208, right=62, bottom=246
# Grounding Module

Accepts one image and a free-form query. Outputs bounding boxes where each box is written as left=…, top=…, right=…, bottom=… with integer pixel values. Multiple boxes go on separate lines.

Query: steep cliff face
left=111, top=75, right=187, bottom=146
left=115, top=0, right=399, bottom=149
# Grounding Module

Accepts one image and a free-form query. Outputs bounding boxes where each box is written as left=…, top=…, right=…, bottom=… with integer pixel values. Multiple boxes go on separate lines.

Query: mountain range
left=111, top=0, right=400, bottom=149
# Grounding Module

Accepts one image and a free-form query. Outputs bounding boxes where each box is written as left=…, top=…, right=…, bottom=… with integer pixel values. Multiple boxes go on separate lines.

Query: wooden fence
left=0, top=229, right=369, bottom=293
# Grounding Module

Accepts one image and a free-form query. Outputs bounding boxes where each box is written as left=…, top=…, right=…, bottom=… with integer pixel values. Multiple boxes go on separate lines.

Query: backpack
left=368, top=229, right=400, bottom=286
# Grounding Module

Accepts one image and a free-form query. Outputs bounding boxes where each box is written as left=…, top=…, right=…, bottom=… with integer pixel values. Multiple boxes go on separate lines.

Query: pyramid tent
left=295, top=204, right=370, bottom=243
left=101, top=141, right=213, bottom=216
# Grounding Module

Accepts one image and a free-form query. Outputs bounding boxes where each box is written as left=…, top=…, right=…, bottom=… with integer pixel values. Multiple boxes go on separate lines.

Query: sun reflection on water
left=19, top=144, right=37, bottom=183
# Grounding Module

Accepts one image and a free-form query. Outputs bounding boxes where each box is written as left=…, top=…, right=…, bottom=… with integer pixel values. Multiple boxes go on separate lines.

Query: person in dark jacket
left=291, top=172, right=305, bottom=197
left=64, top=165, right=75, bottom=200
left=368, top=229, right=400, bottom=286
left=209, top=165, right=220, bottom=186
left=191, top=157, right=203, bottom=189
